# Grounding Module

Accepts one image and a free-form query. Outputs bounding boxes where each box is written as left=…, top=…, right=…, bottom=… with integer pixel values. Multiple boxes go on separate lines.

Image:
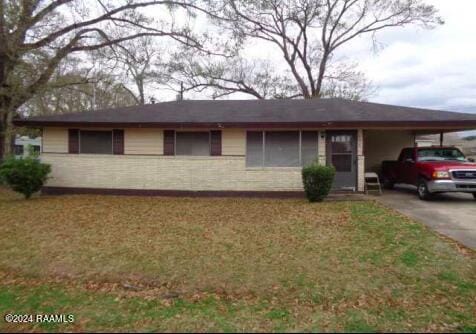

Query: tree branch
left=21, top=1, right=203, bottom=50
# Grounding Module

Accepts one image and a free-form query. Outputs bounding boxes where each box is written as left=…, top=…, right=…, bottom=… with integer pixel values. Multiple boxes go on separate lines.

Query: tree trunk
left=0, top=128, right=13, bottom=162
left=314, top=51, right=330, bottom=98
left=0, top=126, right=3, bottom=161
left=0, top=0, right=6, bottom=162
left=0, top=97, right=16, bottom=160
left=0, top=110, right=12, bottom=161
left=137, top=77, right=145, bottom=105
left=0, top=120, right=7, bottom=161
left=139, top=84, right=145, bottom=105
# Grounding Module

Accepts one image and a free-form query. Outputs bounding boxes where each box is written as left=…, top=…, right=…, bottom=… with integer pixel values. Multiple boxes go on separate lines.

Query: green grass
left=0, top=187, right=474, bottom=332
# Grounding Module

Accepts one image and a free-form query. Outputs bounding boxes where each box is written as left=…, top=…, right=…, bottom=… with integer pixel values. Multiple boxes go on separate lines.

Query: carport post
left=439, top=132, right=444, bottom=147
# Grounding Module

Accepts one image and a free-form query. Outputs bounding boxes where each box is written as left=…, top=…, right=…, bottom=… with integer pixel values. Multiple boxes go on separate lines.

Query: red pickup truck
left=381, top=146, right=476, bottom=200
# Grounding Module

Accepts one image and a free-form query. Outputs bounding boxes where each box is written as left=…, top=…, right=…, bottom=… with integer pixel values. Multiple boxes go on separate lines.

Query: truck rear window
left=417, top=148, right=466, bottom=161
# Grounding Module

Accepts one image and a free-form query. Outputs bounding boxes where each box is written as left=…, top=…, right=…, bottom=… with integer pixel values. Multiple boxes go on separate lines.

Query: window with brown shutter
left=112, top=129, right=124, bottom=155
left=68, top=129, right=79, bottom=154
left=79, top=130, right=112, bottom=154
left=210, top=130, right=222, bottom=156
left=164, top=130, right=221, bottom=156
left=163, top=130, right=175, bottom=155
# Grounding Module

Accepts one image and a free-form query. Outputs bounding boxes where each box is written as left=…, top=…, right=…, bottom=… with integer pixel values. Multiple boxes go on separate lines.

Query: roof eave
left=12, top=119, right=476, bottom=130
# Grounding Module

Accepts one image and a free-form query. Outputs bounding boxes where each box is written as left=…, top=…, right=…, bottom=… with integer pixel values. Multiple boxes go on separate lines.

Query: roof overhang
left=12, top=119, right=476, bottom=131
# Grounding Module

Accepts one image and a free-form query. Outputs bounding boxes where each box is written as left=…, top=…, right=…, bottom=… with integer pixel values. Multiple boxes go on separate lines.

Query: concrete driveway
left=376, top=185, right=476, bottom=249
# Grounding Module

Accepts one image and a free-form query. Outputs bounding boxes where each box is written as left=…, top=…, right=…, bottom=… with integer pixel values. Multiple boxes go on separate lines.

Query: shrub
left=0, top=156, right=51, bottom=199
left=302, top=163, right=335, bottom=202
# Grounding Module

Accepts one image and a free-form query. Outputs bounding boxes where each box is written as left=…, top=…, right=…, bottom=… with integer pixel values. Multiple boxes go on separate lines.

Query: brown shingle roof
left=13, top=98, right=476, bottom=129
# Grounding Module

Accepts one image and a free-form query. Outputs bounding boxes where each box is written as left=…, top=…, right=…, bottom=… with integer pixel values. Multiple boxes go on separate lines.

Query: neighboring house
left=13, top=99, right=476, bottom=195
left=14, top=135, right=41, bottom=157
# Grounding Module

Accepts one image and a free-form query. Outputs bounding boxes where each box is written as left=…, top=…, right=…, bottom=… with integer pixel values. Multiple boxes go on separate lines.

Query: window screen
left=329, top=133, right=353, bottom=172
left=80, top=131, right=112, bottom=154
left=332, top=155, right=352, bottom=172
left=301, top=131, right=319, bottom=166
left=175, top=132, right=210, bottom=156
left=265, top=131, right=300, bottom=167
left=246, top=131, right=319, bottom=167
left=246, top=131, right=264, bottom=167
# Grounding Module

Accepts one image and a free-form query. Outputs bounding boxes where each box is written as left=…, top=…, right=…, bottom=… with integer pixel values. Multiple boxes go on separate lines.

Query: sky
left=357, top=0, right=476, bottom=115
left=153, top=0, right=476, bottom=118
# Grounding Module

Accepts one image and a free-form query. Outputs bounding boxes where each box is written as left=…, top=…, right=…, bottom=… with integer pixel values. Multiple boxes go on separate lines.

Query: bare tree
left=170, top=55, right=301, bottom=99
left=0, top=0, right=205, bottom=159
left=192, top=0, right=442, bottom=99
left=22, top=70, right=138, bottom=117
left=172, top=50, right=374, bottom=99
left=95, top=36, right=172, bottom=105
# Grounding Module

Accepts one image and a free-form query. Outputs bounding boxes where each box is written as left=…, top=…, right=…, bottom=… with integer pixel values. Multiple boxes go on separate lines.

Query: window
left=14, top=145, right=24, bottom=156
left=246, top=131, right=319, bottom=167
left=79, top=130, right=112, bottom=154
left=32, top=145, right=41, bottom=154
left=417, top=148, right=466, bottom=162
left=246, top=132, right=264, bottom=167
left=265, top=131, right=300, bottom=167
left=398, top=148, right=414, bottom=162
left=329, top=134, right=353, bottom=172
left=301, top=131, right=320, bottom=166
left=175, top=132, right=210, bottom=156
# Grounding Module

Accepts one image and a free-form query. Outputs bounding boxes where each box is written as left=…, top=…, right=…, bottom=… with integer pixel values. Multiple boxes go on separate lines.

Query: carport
left=364, top=128, right=476, bottom=174
left=363, top=124, right=476, bottom=249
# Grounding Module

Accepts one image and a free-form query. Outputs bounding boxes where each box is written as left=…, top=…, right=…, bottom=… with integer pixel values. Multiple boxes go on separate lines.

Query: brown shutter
left=68, top=129, right=79, bottom=154
left=163, top=130, right=175, bottom=155
left=113, top=129, right=124, bottom=155
left=210, top=130, right=222, bottom=156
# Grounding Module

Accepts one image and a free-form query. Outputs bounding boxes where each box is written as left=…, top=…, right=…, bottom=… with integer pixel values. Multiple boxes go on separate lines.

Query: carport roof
left=13, top=98, right=476, bottom=129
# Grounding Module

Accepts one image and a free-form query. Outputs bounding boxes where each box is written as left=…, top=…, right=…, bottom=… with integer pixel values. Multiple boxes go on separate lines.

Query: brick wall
left=40, top=127, right=368, bottom=192
left=364, top=130, right=414, bottom=173
left=41, top=154, right=304, bottom=191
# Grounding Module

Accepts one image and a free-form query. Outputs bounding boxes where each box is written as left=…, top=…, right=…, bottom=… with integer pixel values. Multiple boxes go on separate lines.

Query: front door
left=326, top=131, right=357, bottom=191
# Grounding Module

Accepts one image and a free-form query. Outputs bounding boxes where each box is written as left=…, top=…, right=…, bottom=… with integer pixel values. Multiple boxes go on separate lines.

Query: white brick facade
left=41, top=127, right=369, bottom=192
left=41, top=154, right=304, bottom=191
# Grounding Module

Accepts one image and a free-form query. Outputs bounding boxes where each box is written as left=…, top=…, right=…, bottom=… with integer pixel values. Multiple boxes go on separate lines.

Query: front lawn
left=0, top=188, right=474, bottom=332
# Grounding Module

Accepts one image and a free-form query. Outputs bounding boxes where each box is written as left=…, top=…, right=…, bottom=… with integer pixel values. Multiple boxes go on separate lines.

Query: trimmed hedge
left=0, top=156, right=51, bottom=199
left=302, top=163, right=335, bottom=202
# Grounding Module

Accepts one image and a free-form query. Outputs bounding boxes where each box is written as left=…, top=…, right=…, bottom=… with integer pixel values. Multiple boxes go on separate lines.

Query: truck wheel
left=417, top=179, right=433, bottom=200
left=473, top=193, right=476, bottom=200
